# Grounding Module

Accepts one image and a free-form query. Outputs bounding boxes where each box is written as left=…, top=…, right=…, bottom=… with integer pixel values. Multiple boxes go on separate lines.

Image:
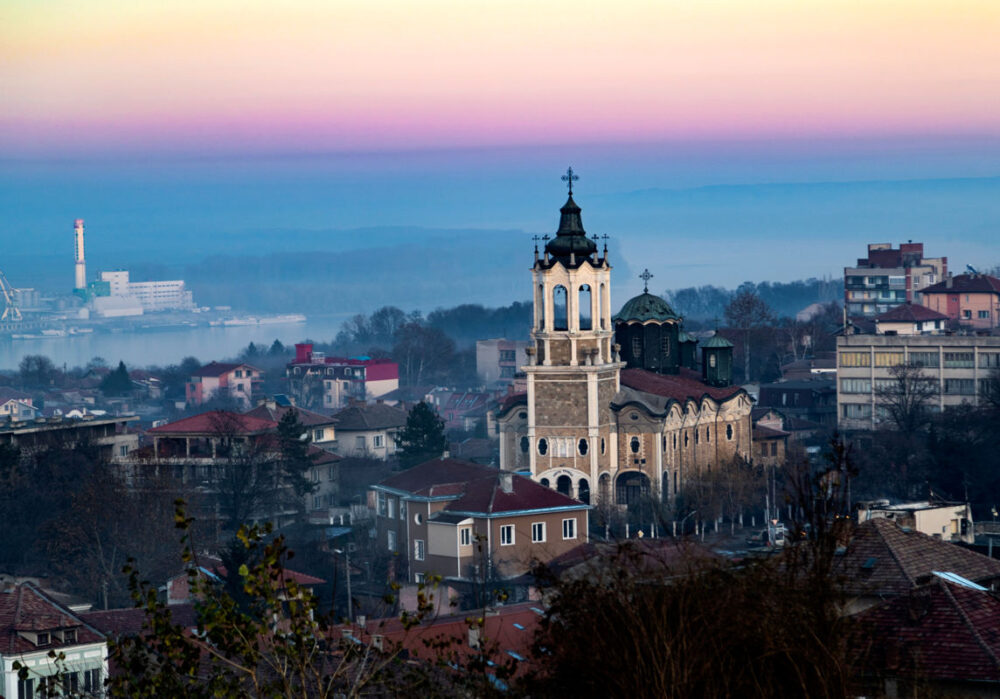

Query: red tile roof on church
left=1, top=583, right=104, bottom=655
left=147, top=410, right=278, bottom=435
left=619, top=368, right=744, bottom=403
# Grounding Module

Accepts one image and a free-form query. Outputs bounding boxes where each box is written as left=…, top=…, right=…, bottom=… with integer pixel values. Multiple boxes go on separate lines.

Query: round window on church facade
left=538, top=438, right=548, bottom=455
left=578, top=438, right=588, bottom=456
left=630, top=436, right=640, bottom=454
left=520, top=436, right=529, bottom=453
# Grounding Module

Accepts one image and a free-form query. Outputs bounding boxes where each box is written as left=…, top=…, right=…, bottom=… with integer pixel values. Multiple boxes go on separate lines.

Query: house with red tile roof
left=1, top=583, right=107, bottom=698
left=874, top=301, right=949, bottom=335
left=0, top=387, right=37, bottom=422
left=371, top=458, right=588, bottom=595
left=185, top=361, right=262, bottom=409
left=921, top=273, right=1000, bottom=329
left=286, top=344, right=399, bottom=411
left=851, top=575, right=1000, bottom=697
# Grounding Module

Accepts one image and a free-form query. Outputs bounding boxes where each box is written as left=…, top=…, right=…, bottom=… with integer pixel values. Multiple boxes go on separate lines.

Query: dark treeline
left=665, top=277, right=843, bottom=323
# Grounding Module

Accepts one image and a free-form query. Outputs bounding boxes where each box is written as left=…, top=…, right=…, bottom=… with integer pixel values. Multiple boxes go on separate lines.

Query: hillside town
left=2, top=181, right=999, bottom=697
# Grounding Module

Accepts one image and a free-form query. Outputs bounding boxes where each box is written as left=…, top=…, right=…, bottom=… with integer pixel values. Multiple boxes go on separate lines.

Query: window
left=387, top=497, right=395, bottom=519
left=770, top=442, right=778, bottom=456
left=414, top=512, right=423, bottom=525
left=944, top=352, right=974, bottom=368
left=373, top=434, right=384, bottom=448
left=460, top=527, right=472, bottom=546
left=235, top=370, right=243, bottom=378
left=874, top=352, right=904, bottom=367
left=313, top=495, right=321, bottom=509
left=500, top=525, right=514, bottom=546
left=562, top=518, right=576, bottom=540
left=399, top=501, right=406, bottom=520
left=709, top=354, right=716, bottom=368
left=531, top=522, right=546, bottom=543
left=979, top=310, right=990, bottom=319
left=963, top=309, right=972, bottom=319
left=632, top=336, right=642, bottom=360
left=944, top=378, right=975, bottom=395
left=119, top=444, right=129, bottom=457
left=980, top=353, right=1000, bottom=368
left=355, top=435, right=366, bottom=450
left=537, top=438, right=548, bottom=455
left=387, top=530, right=397, bottom=552
left=578, top=438, right=588, bottom=456
left=328, top=465, right=336, bottom=481
left=840, top=352, right=871, bottom=367
left=414, top=539, right=425, bottom=560
left=83, top=669, right=101, bottom=694
left=909, top=352, right=939, bottom=368
left=313, top=429, right=324, bottom=441
left=520, top=436, right=529, bottom=453
left=661, top=334, right=671, bottom=357
left=630, top=436, right=640, bottom=454
left=63, top=629, right=76, bottom=643
left=601, top=437, right=606, bottom=454
left=17, top=678, right=34, bottom=699
left=842, top=404, right=872, bottom=419
left=841, top=378, right=872, bottom=394
left=414, top=572, right=425, bottom=584
left=36, top=632, right=49, bottom=646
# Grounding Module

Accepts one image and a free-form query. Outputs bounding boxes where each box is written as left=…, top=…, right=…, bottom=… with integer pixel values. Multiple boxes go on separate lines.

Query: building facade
left=286, top=344, right=399, bottom=411
left=844, top=242, right=947, bottom=318
left=496, top=180, right=753, bottom=507
left=476, top=339, right=531, bottom=386
left=186, top=361, right=262, bottom=409
left=920, top=273, right=1000, bottom=329
left=836, top=334, right=1000, bottom=430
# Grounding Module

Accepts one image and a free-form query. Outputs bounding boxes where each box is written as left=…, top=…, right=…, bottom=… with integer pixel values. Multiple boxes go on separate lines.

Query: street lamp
left=333, top=547, right=352, bottom=622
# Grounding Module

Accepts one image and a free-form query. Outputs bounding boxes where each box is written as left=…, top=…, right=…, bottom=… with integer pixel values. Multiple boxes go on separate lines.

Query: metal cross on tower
left=561, top=167, right=579, bottom=196
left=639, top=268, right=654, bottom=293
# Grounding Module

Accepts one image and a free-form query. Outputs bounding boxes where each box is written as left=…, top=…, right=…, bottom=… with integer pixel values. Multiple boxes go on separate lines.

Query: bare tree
left=724, top=285, right=776, bottom=382
left=875, top=362, right=938, bottom=435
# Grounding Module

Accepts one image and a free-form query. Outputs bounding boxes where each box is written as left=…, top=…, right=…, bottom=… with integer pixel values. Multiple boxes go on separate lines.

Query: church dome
left=614, top=293, right=679, bottom=324
left=545, top=195, right=598, bottom=260
left=703, top=333, right=734, bottom=348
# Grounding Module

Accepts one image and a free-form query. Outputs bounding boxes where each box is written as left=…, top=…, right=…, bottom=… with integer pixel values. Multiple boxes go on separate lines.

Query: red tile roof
left=753, top=425, right=789, bottom=440
left=496, top=392, right=527, bottom=417
left=853, top=578, right=1000, bottom=683
left=876, top=302, right=949, bottom=323
left=922, top=274, right=1000, bottom=296
left=376, top=458, right=585, bottom=514
left=619, top=368, right=745, bottom=404
left=82, top=603, right=198, bottom=638
left=837, top=518, right=1000, bottom=600
left=147, top=410, right=278, bottom=435
left=190, top=361, right=258, bottom=378
left=0, top=583, right=104, bottom=654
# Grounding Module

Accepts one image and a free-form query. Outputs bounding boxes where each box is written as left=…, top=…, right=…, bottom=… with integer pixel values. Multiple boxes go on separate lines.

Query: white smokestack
left=74, top=219, right=86, bottom=290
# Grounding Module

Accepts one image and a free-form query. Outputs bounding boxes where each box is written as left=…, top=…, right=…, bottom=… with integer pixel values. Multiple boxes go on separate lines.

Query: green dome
left=614, top=293, right=679, bottom=323
left=703, top=333, right=734, bottom=348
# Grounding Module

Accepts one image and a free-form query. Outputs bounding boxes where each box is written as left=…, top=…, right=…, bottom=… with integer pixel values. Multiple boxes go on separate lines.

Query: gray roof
left=331, top=403, right=406, bottom=431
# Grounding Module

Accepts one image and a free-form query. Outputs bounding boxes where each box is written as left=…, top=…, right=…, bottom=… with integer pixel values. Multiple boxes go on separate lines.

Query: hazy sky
left=2, top=1, right=999, bottom=305
left=3, top=0, right=998, bottom=155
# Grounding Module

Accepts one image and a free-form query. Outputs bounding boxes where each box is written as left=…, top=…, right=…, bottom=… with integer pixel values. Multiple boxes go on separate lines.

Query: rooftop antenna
left=639, top=268, right=654, bottom=294
left=561, top=166, right=579, bottom=196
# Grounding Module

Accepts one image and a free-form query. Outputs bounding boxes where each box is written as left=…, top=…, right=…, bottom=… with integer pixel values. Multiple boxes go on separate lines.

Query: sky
left=1, top=1, right=999, bottom=304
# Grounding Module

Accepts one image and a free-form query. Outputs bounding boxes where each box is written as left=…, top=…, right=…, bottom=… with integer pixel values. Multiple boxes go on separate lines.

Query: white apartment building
left=837, top=334, right=1000, bottom=431
left=98, top=270, right=195, bottom=312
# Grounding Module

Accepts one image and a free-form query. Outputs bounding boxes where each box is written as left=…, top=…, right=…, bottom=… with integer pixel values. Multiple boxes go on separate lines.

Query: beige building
left=857, top=500, right=974, bottom=544
left=836, top=334, right=1000, bottom=430
left=496, top=181, right=753, bottom=507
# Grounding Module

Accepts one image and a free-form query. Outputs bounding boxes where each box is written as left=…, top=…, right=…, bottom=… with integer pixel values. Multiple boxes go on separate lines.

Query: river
left=0, top=316, right=346, bottom=371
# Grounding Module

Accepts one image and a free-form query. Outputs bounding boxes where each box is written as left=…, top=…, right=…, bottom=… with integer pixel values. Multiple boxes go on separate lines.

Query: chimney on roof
left=946, top=273, right=953, bottom=289
left=499, top=471, right=513, bottom=494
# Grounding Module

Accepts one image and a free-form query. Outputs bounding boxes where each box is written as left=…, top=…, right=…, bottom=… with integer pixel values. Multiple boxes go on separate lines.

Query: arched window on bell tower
left=579, top=285, right=592, bottom=330
left=536, top=283, right=545, bottom=330
left=553, top=285, right=568, bottom=331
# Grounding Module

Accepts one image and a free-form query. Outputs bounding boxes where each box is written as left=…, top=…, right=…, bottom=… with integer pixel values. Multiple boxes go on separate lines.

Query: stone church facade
left=497, top=177, right=753, bottom=507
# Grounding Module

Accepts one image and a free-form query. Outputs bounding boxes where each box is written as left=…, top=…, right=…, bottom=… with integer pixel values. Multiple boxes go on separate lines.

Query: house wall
left=924, top=292, right=1000, bottom=329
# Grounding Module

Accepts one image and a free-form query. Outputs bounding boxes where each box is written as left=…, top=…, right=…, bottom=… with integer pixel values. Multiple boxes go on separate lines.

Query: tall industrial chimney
left=73, top=219, right=86, bottom=290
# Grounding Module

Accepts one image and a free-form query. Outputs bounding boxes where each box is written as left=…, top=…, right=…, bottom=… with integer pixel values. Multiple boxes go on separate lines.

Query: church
left=496, top=171, right=754, bottom=507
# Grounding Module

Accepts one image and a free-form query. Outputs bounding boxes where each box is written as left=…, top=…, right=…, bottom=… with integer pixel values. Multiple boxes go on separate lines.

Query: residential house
left=161, top=557, right=325, bottom=607
left=851, top=575, right=1000, bottom=697
left=428, top=389, right=493, bottom=432
left=837, top=333, right=1000, bottom=430
left=0, top=388, right=38, bottom=421
left=371, top=458, right=589, bottom=589
left=856, top=500, right=974, bottom=544
left=286, top=344, right=399, bottom=411
left=779, top=352, right=836, bottom=381
left=0, top=583, right=107, bottom=699
left=245, top=398, right=338, bottom=450
left=186, top=361, right=262, bottom=409
left=0, top=414, right=138, bottom=463
left=920, top=272, right=1000, bottom=329
left=476, top=339, right=531, bottom=386
left=330, top=402, right=406, bottom=459
left=835, top=518, right=1000, bottom=614
left=757, top=379, right=837, bottom=428
left=874, top=302, right=949, bottom=335
left=844, top=242, right=947, bottom=318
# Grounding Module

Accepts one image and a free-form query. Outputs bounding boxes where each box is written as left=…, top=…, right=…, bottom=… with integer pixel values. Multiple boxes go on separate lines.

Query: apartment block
left=844, top=242, right=947, bottom=318
left=836, top=334, right=1000, bottom=430
left=476, top=338, right=531, bottom=386
left=286, top=344, right=399, bottom=410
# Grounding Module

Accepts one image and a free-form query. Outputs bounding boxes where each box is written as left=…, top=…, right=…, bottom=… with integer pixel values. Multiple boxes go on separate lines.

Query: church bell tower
left=523, top=169, right=622, bottom=503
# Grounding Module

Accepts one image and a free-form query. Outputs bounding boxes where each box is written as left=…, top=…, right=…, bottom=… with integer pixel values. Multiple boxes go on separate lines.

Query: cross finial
left=639, top=268, right=654, bottom=293
left=600, top=233, right=610, bottom=251
left=561, top=166, right=579, bottom=196
left=532, top=234, right=541, bottom=252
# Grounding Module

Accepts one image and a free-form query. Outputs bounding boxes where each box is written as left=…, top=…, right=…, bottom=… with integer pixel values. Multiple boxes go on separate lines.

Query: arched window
left=631, top=336, right=642, bottom=360
left=726, top=424, right=734, bottom=441
left=662, top=472, right=670, bottom=500
left=601, top=437, right=606, bottom=454
left=578, top=479, right=590, bottom=504
left=578, top=438, right=588, bottom=456
left=540, top=478, right=550, bottom=488
left=630, top=436, right=640, bottom=454
left=684, top=432, right=689, bottom=448
left=538, top=284, right=546, bottom=330
left=705, top=428, right=710, bottom=442
left=599, top=283, right=606, bottom=329
left=661, top=333, right=670, bottom=358
left=579, top=284, right=592, bottom=330
left=695, top=430, right=699, bottom=445
left=519, top=436, right=529, bottom=453
left=538, top=438, right=548, bottom=455
left=709, top=354, right=717, bottom=368
left=553, top=285, right=568, bottom=330
left=556, top=475, right=572, bottom=496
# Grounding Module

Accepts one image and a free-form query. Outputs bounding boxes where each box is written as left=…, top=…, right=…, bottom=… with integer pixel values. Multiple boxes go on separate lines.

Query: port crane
left=0, top=269, right=22, bottom=321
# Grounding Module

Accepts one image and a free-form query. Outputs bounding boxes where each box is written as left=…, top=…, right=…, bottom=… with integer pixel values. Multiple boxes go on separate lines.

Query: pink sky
left=2, top=0, right=999, bottom=154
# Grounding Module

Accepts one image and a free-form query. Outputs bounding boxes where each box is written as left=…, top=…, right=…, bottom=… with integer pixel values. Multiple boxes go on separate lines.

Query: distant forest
left=664, top=277, right=843, bottom=326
